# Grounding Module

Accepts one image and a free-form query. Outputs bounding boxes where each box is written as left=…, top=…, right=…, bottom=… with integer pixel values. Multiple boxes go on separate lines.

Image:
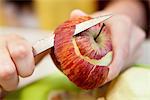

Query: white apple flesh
left=106, top=67, right=150, bottom=100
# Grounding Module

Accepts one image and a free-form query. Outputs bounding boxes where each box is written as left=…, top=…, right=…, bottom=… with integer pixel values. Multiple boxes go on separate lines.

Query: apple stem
left=94, top=23, right=105, bottom=41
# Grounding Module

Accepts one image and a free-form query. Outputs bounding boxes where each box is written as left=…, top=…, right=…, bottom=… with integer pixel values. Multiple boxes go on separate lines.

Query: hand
left=0, top=34, right=35, bottom=91
left=70, top=9, right=145, bottom=83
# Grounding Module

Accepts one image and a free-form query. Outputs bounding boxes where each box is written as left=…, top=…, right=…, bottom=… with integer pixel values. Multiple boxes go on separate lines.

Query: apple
left=51, top=16, right=113, bottom=89
left=106, top=67, right=150, bottom=100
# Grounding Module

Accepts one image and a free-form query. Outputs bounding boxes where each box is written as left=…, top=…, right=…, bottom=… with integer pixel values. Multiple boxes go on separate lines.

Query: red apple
left=51, top=16, right=113, bottom=89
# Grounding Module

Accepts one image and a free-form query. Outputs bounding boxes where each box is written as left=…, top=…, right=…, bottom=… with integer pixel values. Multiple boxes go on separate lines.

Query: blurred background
left=0, top=0, right=101, bottom=30
left=0, top=0, right=150, bottom=100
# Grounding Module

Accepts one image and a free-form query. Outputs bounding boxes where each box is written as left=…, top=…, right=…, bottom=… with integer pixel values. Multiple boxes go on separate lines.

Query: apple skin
left=52, top=16, right=113, bottom=89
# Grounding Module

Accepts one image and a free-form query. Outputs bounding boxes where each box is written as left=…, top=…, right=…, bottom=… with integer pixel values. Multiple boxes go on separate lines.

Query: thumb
left=70, top=9, right=87, bottom=18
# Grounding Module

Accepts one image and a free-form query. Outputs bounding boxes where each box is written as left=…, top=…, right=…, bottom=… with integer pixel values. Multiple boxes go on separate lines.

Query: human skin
left=92, top=0, right=146, bottom=82
left=70, top=8, right=145, bottom=84
left=0, top=0, right=146, bottom=91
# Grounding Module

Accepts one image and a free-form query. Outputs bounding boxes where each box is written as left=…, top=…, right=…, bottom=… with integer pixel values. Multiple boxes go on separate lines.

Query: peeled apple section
left=106, top=67, right=150, bottom=100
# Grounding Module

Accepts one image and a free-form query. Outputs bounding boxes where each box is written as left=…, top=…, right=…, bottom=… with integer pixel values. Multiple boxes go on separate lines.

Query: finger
left=70, top=9, right=87, bottom=18
left=129, top=25, right=145, bottom=55
left=0, top=38, right=18, bottom=91
left=124, top=25, right=146, bottom=68
left=106, top=15, right=133, bottom=82
left=6, top=34, right=35, bottom=77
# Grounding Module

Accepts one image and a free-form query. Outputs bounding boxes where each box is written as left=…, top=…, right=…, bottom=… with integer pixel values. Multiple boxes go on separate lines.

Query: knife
left=33, top=14, right=112, bottom=56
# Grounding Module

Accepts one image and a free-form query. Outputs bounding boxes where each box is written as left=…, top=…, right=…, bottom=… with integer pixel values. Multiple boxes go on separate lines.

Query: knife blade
left=33, top=14, right=112, bottom=56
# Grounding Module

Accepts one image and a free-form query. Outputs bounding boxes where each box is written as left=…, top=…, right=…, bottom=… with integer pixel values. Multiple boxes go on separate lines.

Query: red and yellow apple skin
left=53, top=16, right=113, bottom=89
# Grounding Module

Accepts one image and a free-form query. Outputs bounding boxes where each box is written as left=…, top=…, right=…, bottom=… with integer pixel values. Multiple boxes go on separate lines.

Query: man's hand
left=70, top=9, right=145, bottom=83
left=105, top=14, right=145, bottom=82
left=0, top=34, right=35, bottom=91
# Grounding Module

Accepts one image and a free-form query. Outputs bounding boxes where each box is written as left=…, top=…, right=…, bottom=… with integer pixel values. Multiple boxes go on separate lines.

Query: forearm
left=93, top=0, right=146, bottom=28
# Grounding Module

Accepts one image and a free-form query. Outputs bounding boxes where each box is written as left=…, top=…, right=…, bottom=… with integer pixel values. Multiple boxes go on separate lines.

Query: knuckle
left=120, top=15, right=132, bottom=23
left=0, top=68, right=16, bottom=80
left=117, top=15, right=132, bottom=26
left=11, top=44, right=30, bottom=59
left=6, top=34, right=26, bottom=42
